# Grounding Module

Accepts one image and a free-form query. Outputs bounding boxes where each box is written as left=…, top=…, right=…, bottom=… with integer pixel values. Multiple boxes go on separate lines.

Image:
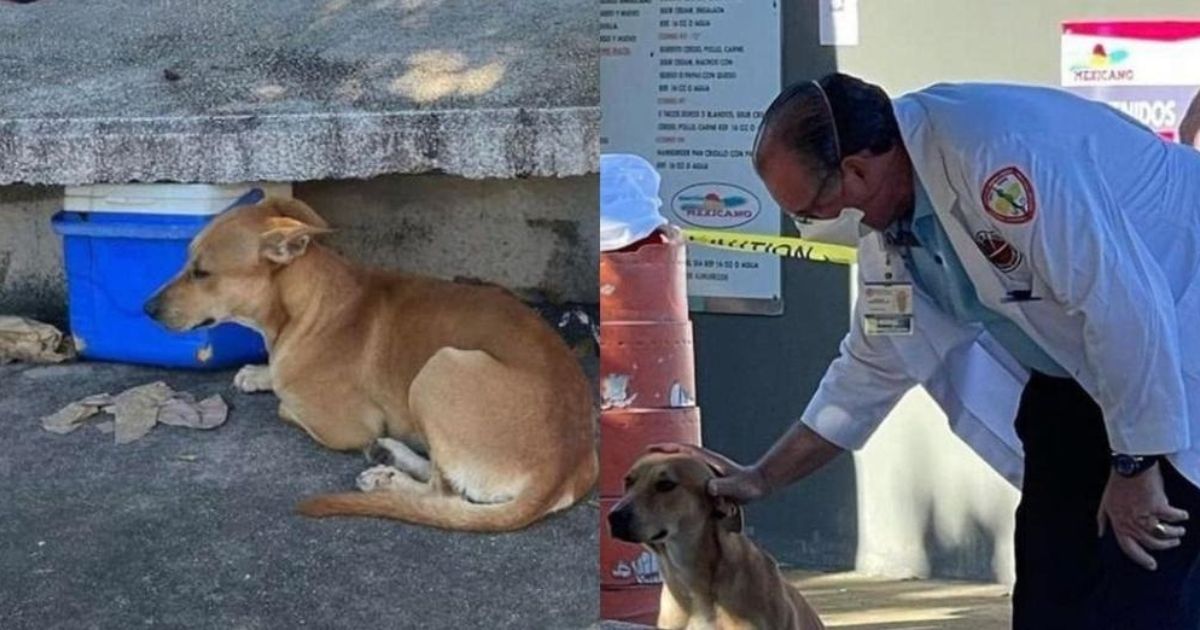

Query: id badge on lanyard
left=863, top=244, right=914, bottom=335
left=863, top=283, right=913, bottom=335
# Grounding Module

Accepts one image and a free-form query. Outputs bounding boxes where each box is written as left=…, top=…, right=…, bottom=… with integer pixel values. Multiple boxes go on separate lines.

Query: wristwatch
left=1112, top=453, right=1162, bottom=478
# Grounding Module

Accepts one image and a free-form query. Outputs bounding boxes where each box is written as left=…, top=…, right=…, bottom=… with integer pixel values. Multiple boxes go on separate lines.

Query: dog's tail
left=294, top=486, right=565, bottom=533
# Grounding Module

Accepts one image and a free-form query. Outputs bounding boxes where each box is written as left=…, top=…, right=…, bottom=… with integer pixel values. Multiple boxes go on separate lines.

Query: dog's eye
left=190, top=267, right=211, bottom=280
left=623, top=476, right=635, bottom=489
left=655, top=479, right=677, bottom=493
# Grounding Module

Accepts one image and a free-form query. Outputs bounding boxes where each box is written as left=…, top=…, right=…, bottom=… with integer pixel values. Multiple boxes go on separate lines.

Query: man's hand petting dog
left=647, top=443, right=770, bottom=505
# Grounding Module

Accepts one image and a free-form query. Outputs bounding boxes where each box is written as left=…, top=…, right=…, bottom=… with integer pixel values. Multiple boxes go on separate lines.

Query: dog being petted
left=608, top=452, right=825, bottom=630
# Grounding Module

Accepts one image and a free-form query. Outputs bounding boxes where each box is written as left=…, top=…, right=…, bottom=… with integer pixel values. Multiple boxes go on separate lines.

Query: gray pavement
left=593, top=572, right=1010, bottom=629
left=0, top=306, right=600, bottom=629
left=791, top=571, right=1010, bottom=629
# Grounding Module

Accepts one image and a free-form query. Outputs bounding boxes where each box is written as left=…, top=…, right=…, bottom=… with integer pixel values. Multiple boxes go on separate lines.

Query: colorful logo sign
left=1070, top=43, right=1134, bottom=82
left=671, top=183, right=761, bottom=228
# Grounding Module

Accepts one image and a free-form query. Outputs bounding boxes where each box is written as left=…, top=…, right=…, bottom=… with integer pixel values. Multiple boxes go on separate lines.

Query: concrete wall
left=0, top=185, right=67, bottom=325
left=297, top=175, right=598, bottom=304
left=0, top=174, right=598, bottom=326
left=835, top=0, right=1200, bottom=89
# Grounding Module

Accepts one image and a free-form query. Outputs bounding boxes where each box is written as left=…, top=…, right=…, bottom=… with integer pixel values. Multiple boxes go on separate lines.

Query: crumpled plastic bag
left=158, top=392, right=228, bottom=430
left=40, top=381, right=228, bottom=444
left=40, top=393, right=113, bottom=434
left=110, top=381, right=173, bottom=444
left=0, top=316, right=76, bottom=364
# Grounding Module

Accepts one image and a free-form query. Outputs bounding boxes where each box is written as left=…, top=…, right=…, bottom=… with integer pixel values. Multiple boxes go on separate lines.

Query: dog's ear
left=712, top=495, right=744, bottom=534
left=704, top=461, right=744, bottom=534
left=260, top=218, right=331, bottom=264
left=262, top=197, right=331, bottom=230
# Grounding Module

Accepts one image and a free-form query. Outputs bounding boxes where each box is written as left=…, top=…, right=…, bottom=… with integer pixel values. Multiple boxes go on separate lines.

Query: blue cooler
left=51, top=183, right=291, bottom=369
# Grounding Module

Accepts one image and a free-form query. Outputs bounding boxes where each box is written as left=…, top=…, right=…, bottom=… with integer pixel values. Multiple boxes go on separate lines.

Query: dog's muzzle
left=143, top=295, right=163, bottom=320
left=142, top=295, right=214, bottom=330
left=608, top=504, right=637, bottom=542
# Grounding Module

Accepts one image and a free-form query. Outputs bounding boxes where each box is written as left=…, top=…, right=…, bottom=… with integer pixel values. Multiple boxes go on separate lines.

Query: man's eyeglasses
left=787, top=80, right=843, bottom=221
left=785, top=168, right=842, bottom=221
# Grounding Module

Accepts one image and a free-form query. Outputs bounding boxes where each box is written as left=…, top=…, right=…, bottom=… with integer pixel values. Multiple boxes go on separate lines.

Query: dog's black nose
left=608, top=506, right=634, bottom=542
left=143, top=295, right=162, bottom=319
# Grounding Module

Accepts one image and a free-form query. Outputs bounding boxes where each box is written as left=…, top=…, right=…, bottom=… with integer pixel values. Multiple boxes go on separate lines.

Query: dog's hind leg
left=357, top=464, right=432, bottom=493
left=366, top=437, right=432, bottom=482
left=275, top=397, right=381, bottom=451
left=409, top=347, right=568, bottom=512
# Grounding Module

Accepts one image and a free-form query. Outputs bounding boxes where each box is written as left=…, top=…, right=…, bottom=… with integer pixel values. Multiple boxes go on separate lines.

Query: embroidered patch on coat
left=981, top=167, right=1036, bottom=224
left=973, top=230, right=1023, bottom=273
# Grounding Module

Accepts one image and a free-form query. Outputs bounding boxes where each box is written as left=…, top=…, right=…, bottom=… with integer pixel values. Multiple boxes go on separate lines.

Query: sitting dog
left=608, top=452, right=824, bottom=629
left=144, top=197, right=597, bottom=532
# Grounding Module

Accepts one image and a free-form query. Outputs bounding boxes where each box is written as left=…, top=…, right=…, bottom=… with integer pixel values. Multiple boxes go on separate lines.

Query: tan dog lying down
left=145, top=197, right=597, bottom=532
left=608, top=452, right=824, bottom=630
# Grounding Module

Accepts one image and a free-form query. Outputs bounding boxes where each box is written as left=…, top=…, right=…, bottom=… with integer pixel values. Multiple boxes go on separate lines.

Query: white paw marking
left=233, top=365, right=272, bottom=393
left=356, top=465, right=411, bottom=492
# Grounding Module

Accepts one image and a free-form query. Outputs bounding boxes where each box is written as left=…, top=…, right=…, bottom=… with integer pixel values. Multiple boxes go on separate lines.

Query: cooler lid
left=63, top=182, right=293, bottom=215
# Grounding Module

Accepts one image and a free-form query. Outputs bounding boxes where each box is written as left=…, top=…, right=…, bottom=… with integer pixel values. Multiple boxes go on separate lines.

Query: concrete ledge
left=0, top=0, right=598, bottom=184
left=0, top=107, right=599, bottom=185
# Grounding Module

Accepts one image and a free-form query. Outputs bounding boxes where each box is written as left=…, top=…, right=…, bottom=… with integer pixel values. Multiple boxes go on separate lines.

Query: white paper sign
left=601, top=0, right=784, bottom=314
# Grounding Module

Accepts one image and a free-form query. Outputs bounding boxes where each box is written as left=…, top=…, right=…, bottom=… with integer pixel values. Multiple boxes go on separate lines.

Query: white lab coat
left=802, top=83, right=1200, bottom=489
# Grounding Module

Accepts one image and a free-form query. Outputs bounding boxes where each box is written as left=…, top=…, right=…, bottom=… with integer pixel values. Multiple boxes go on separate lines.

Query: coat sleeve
left=963, top=136, right=1188, bottom=455
left=800, top=280, right=920, bottom=450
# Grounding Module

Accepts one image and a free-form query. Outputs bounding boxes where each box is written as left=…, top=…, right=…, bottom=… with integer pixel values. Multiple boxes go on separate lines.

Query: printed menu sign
left=1062, top=21, right=1200, bottom=148
left=601, top=0, right=783, bottom=314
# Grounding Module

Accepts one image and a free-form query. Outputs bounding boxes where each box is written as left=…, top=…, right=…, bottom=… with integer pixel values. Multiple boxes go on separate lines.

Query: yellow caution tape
left=681, top=228, right=857, bottom=265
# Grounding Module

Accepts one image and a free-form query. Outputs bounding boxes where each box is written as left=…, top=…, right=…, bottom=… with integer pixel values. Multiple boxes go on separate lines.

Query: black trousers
left=1011, top=371, right=1200, bottom=629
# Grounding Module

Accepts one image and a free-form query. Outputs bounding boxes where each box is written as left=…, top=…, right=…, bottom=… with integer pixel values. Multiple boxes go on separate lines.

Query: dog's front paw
left=356, top=465, right=408, bottom=492
left=233, top=365, right=273, bottom=393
